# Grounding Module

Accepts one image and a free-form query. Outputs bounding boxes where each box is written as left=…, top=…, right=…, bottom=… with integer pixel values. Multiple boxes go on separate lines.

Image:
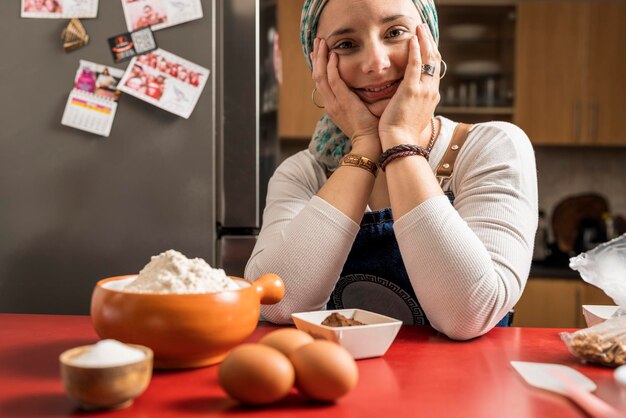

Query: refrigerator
left=0, top=0, right=278, bottom=314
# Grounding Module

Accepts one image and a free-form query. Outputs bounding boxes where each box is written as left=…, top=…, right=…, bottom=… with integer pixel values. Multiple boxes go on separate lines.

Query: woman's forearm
left=392, top=123, right=538, bottom=340
left=245, top=196, right=359, bottom=323
left=317, top=142, right=380, bottom=223
left=385, top=153, right=445, bottom=218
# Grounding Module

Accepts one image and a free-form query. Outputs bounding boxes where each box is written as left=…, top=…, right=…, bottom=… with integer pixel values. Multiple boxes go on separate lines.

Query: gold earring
left=311, top=87, right=325, bottom=109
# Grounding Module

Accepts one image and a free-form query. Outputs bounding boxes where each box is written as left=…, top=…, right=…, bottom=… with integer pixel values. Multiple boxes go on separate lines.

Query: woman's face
left=316, top=0, right=423, bottom=117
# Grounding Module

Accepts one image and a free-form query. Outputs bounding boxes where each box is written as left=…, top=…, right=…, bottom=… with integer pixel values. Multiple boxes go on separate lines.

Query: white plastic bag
left=570, top=233, right=626, bottom=308
left=561, top=233, right=626, bottom=366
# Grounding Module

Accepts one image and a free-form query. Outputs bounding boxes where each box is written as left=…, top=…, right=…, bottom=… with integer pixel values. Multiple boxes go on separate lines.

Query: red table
left=1, top=314, right=625, bottom=418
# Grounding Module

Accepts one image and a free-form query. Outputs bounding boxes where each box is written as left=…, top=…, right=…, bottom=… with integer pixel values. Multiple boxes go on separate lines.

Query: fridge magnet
left=61, top=18, right=89, bottom=52
left=108, top=27, right=157, bottom=64
left=21, top=0, right=98, bottom=19
left=121, top=0, right=203, bottom=32
left=117, top=48, right=208, bottom=119
left=61, top=60, right=124, bottom=137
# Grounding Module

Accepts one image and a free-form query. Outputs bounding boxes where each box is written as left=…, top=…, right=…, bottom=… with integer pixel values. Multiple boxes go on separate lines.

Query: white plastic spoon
left=511, top=361, right=623, bottom=418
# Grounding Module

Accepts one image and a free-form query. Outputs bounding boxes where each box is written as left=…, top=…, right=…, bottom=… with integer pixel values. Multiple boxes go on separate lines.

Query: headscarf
left=300, top=0, right=439, bottom=171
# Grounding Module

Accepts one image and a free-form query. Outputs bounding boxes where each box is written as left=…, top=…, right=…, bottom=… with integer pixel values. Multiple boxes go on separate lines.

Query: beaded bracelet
left=339, top=154, right=379, bottom=177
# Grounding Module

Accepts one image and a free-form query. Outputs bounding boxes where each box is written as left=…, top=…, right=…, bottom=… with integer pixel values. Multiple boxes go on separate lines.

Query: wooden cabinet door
left=277, top=0, right=325, bottom=139
left=515, top=1, right=586, bottom=145
left=585, top=2, right=626, bottom=146
left=513, top=278, right=581, bottom=328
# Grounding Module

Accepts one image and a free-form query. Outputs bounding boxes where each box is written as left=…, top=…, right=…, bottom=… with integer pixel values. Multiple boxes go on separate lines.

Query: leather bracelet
left=380, top=150, right=423, bottom=172
left=340, top=154, right=379, bottom=177
left=379, top=144, right=430, bottom=167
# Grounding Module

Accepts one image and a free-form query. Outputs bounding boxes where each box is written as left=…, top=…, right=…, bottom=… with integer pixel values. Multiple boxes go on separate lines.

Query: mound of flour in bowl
left=124, top=249, right=240, bottom=294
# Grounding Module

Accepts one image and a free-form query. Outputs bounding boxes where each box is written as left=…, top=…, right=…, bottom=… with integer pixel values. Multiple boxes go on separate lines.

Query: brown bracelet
left=379, top=144, right=429, bottom=172
left=379, top=144, right=430, bottom=166
left=339, top=154, right=379, bottom=177
left=380, top=150, right=423, bottom=172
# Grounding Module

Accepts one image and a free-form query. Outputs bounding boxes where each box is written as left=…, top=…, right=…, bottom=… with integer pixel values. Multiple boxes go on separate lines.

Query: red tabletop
left=0, top=314, right=625, bottom=418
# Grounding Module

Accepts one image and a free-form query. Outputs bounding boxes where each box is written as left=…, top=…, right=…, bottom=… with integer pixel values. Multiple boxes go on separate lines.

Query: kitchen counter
left=1, top=313, right=625, bottom=417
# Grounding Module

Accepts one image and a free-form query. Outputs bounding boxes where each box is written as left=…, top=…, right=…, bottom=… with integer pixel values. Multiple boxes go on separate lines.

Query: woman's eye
left=387, top=28, right=407, bottom=38
left=335, top=40, right=355, bottom=50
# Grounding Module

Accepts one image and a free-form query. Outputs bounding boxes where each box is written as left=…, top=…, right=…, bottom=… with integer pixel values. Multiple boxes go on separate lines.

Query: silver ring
left=311, top=87, right=324, bottom=109
left=440, top=60, right=447, bottom=79
left=421, top=63, right=436, bottom=77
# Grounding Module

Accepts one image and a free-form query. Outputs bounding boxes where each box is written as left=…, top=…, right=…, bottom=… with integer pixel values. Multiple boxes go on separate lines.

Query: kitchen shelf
left=437, top=4, right=516, bottom=124
left=437, top=106, right=515, bottom=115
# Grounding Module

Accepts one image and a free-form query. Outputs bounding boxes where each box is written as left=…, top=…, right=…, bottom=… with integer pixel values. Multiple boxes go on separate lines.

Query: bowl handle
left=253, top=274, right=285, bottom=305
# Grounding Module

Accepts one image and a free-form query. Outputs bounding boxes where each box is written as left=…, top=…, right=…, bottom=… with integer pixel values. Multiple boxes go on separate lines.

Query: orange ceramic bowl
left=91, top=274, right=284, bottom=369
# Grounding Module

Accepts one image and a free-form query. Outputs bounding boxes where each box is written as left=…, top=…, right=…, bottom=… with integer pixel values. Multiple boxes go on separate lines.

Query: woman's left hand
left=378, top=23, right=442, bottom=148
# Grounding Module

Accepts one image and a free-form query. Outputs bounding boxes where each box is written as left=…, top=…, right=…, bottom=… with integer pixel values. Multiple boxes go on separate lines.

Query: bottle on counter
left=603, top=212, right=616, bottom=241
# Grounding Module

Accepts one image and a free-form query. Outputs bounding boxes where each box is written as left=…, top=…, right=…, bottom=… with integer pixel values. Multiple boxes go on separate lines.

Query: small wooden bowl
left=59, top=344, right=153, bottom=411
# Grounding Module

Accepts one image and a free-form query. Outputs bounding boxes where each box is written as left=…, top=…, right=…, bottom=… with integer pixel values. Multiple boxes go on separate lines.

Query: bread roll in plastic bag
left=561, top=233, right=626, bottom=367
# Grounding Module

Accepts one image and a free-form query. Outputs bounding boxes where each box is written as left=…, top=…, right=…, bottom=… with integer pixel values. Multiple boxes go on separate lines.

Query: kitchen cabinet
left=436, top=3, right=516, bottom=123
left=515, top=1, right=626, bottom=145
left=277, top=0, right=323, bottom=139
left=513, top=277, right=614, bottom=328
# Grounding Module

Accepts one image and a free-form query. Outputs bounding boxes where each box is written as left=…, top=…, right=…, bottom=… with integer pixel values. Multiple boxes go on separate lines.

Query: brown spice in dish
left=321, top=312, right=365, bottom=327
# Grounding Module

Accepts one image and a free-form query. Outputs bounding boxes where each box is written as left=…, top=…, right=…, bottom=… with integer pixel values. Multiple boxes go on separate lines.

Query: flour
left=71, top=339, right=146, bottom=367
left=123, top=249, right=240, bottom=294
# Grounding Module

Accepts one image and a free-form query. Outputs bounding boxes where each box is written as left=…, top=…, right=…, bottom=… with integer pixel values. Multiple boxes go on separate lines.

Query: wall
left=535, top=146, right=626, bottom=240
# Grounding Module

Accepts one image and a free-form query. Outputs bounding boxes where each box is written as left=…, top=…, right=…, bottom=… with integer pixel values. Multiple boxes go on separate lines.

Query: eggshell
left=290, top=340, right=358, bottom=401
left=259, top=328, right=314, bottom=357
left=218, top=343, right=295, bottom=405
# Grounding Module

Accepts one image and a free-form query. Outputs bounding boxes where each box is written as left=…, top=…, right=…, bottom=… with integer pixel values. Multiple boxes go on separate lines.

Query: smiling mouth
left=355, top=79, right=401, bottom=103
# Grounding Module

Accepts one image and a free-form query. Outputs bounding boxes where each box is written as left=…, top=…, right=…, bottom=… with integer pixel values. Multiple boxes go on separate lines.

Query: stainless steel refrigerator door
left=218, top=0, right=260, bottom=229
left=0, top=1, right=216, bottom=314
left=219, top=236, right=258, bottom=278
left=216, top=0, right=278, bottom=275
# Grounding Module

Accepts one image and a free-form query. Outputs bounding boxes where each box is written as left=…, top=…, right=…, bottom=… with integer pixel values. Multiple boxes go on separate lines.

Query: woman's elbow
left=441, top=326, right=487, bottom=341
left=260, top=305, right=295, bottom=325
left=430, top=311, right=493, bottom=341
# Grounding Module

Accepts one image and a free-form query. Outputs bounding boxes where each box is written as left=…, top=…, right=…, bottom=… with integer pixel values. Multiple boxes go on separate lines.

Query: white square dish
left=291, top=309, right=402, bottom=360
left=582, top=305, right=620, bottom=327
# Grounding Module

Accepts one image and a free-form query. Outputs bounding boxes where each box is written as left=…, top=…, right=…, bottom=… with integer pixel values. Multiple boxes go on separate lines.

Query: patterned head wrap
left=300, top=0, right=440, bottom=171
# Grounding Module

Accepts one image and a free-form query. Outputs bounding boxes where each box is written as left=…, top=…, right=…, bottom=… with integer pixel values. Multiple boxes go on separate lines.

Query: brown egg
left=259, top=328, right=314, bottom=357
left=289, top=340, right=358, bottom=402
left=218, top=343, right=294, bottom=405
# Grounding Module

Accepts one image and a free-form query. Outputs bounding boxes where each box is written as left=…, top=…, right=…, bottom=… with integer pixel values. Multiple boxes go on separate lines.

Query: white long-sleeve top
left=245, top=117, right=538, bottom=340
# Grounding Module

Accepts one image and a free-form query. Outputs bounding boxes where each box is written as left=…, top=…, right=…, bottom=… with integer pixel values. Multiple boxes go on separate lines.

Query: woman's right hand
left=312, top=38, right=381, bottom=158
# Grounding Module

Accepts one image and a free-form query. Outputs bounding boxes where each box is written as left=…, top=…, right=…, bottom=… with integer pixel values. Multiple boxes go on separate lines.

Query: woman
left=245, top=0, right=537, bottom=340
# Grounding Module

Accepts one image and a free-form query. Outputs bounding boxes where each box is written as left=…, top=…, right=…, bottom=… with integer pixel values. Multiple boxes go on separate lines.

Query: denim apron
left=327, top=190, right=513, bottom=327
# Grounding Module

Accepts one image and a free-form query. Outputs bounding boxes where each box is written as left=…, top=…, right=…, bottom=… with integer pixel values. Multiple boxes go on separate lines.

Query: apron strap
left=436, top=123, right=474, bottom=186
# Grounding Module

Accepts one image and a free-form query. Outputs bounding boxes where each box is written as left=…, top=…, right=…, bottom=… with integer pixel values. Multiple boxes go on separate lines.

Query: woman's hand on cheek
left=312, top=39, right=381, bottom=157
left=378, top=24, right=441, bottom=148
